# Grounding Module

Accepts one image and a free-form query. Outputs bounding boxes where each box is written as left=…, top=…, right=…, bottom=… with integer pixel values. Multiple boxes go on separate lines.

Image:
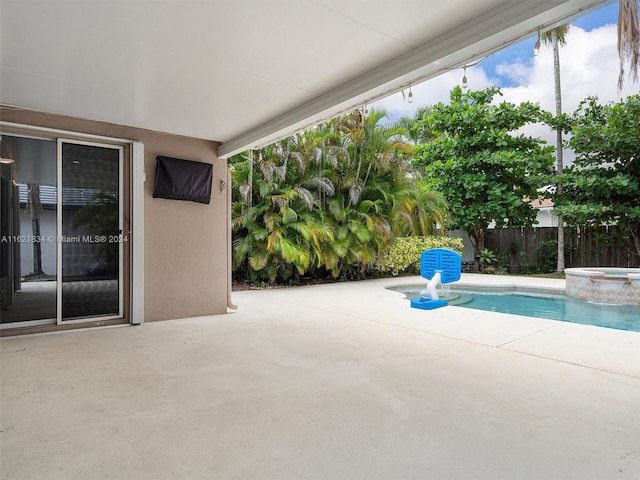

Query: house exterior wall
left=447, top=230, right=475, bottom=263
left=533, top=208, right=558, bottom=228
left=1, top=106, right=229, bottom=323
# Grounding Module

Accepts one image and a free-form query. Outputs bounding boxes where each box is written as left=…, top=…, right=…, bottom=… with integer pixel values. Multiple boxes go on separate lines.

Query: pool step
left=443, top=293, right=474, bottom=306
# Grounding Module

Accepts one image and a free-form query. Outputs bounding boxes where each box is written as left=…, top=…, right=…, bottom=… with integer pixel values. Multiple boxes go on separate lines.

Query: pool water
left=399, top=288, right=640, bottom=332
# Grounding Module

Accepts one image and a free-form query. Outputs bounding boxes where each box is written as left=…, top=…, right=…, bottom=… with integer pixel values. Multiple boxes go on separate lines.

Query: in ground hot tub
left=565, top=267, right=640, bottom=305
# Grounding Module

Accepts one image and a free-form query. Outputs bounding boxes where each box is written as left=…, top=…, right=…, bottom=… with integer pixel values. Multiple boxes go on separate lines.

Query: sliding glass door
left=0, top=134, right=126, bottom=327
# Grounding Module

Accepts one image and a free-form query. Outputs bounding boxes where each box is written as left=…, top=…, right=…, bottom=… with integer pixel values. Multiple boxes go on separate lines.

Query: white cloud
left=495, top=61, right=531, bottom=85
left=501, top=25, right=637, bottom=112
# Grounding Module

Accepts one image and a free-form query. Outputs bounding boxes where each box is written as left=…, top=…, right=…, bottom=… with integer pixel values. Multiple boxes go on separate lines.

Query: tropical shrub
left=535, top=239, right=573, bottom=273
left=536, top=239, right=558, bottom=273
left=231, top=108, right=451, bottom=284
left=477, top=248, right=498, bottom=269
left=520, top=263, right=539, bottom=275
left=375, top=236, right=464, bottom=276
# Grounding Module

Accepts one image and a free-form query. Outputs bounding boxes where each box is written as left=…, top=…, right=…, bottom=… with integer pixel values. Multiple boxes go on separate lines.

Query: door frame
left=56, top=138, right=125, bottom=325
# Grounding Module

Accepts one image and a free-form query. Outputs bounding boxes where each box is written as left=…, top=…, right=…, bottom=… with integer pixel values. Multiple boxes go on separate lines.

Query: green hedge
left=376, top=236, right=464, bottom=276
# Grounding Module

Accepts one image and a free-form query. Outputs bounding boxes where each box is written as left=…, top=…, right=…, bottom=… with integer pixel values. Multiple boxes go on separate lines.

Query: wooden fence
left=485, top=226, right=639, bottom=269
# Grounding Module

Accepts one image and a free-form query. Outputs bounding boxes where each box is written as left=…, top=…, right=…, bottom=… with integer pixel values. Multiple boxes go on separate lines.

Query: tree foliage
left=412, top=86, right=555, bottom=270
left=555, top=94, right=640, bottom=260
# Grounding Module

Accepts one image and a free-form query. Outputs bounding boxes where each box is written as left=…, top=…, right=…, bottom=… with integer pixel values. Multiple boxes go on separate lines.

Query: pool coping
left=453, top=283, right=565, bottom=297
left=387, top=280, right=566, bottom=298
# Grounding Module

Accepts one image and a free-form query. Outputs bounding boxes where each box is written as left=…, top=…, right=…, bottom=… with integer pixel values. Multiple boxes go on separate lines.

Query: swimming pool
left=390, top=286, right=640, bottom=332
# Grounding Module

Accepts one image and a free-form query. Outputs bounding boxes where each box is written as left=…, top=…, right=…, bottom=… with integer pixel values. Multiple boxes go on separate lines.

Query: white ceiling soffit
left=0, top=0, right=608, bottom=159
left=219, top=0, right=609, bottom=158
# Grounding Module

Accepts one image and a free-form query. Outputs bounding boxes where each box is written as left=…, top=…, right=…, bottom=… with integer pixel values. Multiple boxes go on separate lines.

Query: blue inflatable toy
left=410, top=248, right=462, bottom=310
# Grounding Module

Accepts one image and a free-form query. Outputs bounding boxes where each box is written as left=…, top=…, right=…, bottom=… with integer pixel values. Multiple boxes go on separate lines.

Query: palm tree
left=618, top=0, right=640, bottom=89
left=231, top=135, right=335, bottom=283
left=541, top=24, right=569, bottom=273
left=392, top=181, right=449, bottom=237
left=317, top=108, right=412, bottom=278
left=394, top=109, right=450, bottom=237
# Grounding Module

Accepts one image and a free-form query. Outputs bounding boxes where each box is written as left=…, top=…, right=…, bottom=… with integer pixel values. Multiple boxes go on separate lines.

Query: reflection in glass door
left=58, top=140, right=123, bottom=322
left=1, top=135, right=58, bottom=325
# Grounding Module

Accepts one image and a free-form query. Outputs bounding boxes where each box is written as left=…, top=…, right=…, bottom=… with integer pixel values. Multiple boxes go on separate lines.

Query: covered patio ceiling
left=0, top=0, right=609, bottom=158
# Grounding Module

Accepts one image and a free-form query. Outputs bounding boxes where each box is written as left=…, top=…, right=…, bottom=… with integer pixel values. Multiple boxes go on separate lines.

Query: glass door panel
left=59, top=140, right=122, bottom=321
left=1, top=135, right=57, bottom=325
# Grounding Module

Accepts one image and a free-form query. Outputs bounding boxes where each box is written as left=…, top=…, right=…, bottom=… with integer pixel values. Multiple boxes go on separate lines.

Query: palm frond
left=248, top=250, right=269, bottom=271
left=348, top=183, right=364, bottom=206
left=302, top=177, right=335, bottom=196
left=263, top=212, right=281, bottom=231
left=281, top=206, right=298, bottom=224
left=541, top=24, right=569, bottom=46
left=273, top=165, right=287, bottom=183
left=618, top=0, right=640, bottom=89
left=289, top=151, right=306, bottom=172
left=238, top=183, right=251, bottom=203
left=328, top=198, right=346, bottom=221
left=293, top=186, right=314, bottom=210
left=259, top=161, right=275, bottom=183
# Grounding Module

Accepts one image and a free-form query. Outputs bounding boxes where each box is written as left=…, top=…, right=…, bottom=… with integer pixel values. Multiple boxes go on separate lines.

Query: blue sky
left=573, top=1, right=618, bottom=29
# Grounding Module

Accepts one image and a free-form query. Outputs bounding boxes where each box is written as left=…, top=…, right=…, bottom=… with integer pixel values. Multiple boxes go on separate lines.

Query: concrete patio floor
left=1, top=274, right=639, bottom=479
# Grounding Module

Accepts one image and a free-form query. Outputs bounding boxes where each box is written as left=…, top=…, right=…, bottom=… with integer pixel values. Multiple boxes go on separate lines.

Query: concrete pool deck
left=1, top=274, right=639, bottom=479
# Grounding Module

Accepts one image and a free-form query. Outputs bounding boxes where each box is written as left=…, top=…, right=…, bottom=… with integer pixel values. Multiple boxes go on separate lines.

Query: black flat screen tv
left=153, top=155, right=213, bottom=204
